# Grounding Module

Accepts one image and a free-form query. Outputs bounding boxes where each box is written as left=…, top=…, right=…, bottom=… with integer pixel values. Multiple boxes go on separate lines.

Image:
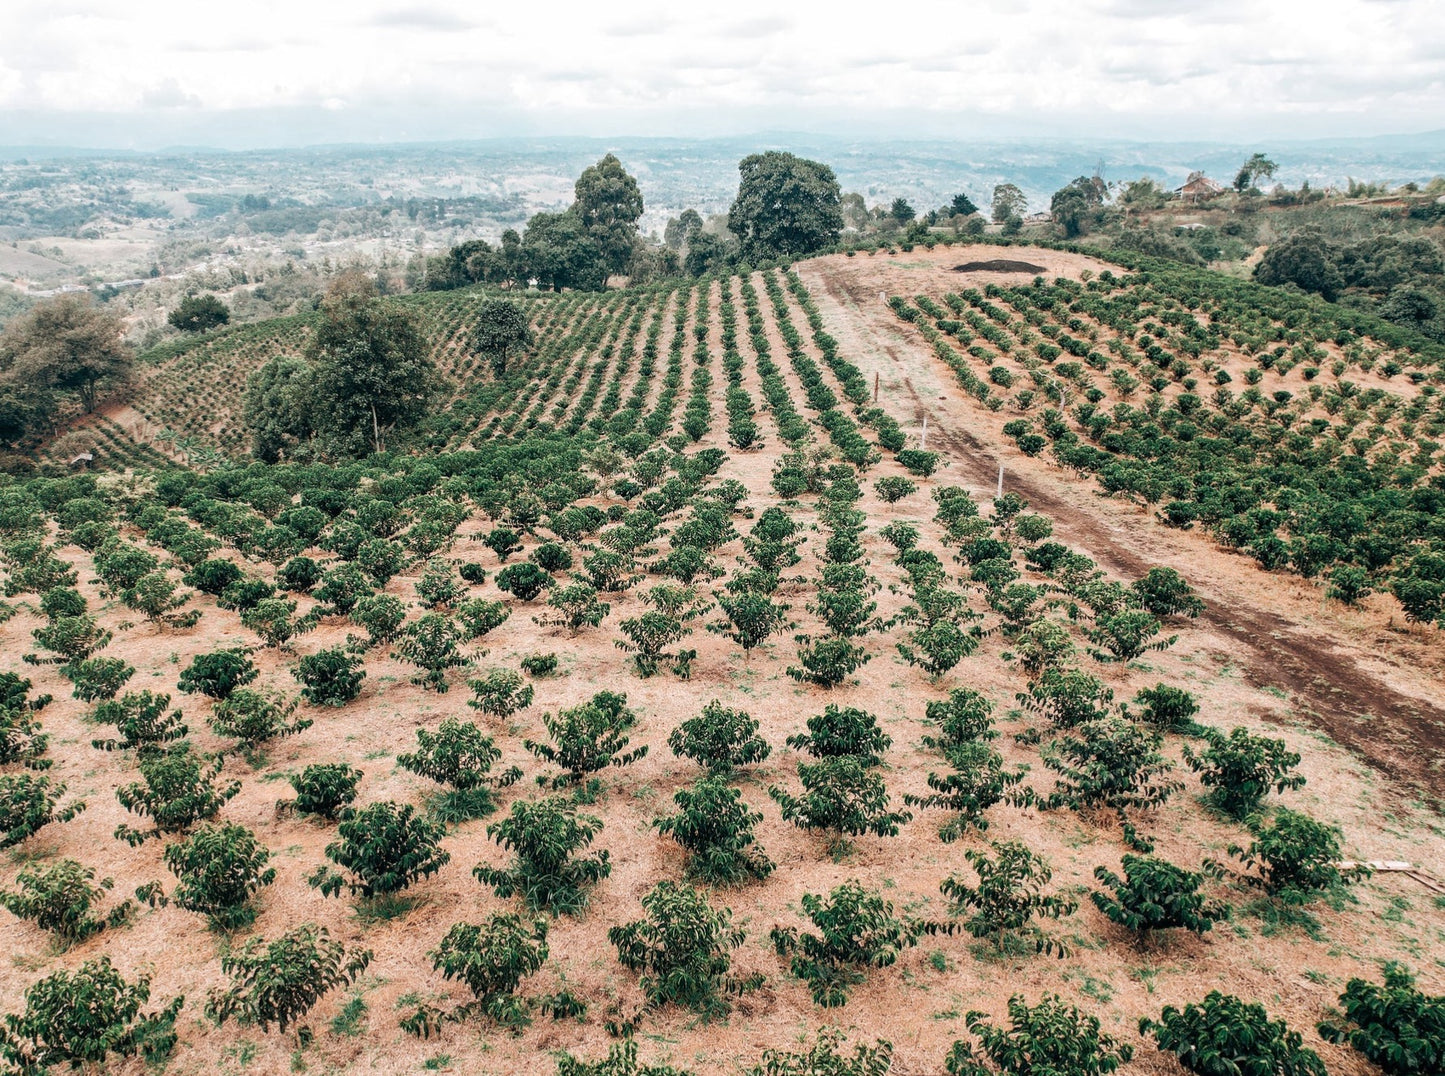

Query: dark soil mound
left=953, top=259, right=1047, bottom=274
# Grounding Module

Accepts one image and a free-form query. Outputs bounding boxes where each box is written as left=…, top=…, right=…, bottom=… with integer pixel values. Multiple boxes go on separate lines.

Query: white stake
left=997, top=463, right=1004, bottom=499
left=920, top=415, right=928, bottom=451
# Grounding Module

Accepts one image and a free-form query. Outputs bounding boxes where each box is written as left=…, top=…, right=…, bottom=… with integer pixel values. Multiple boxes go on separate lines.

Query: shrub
left=219, top=577, right=275, bottom=612
left=786, top=704, right=890, bottom=765
left=163, top=822, right=276, bottom=929
left=531, top=542, right=573, bottom=573
left=1130, top=683, right=1199, bottom=731
left=178, top=648, right=257, bottom=700
left=896, top=449, right=940, bottom=476
left=241, top=596, right=315, bottom=648
left=1131, top=567, right=1205, bottom=618
left=1, top=774, right=84, bottom=848
left=769, top=881, right=926, bottom=1007
left=713, top=591, right=790, bottom=657
left=557, top=1040, right=694, bottom=1076
left=458, top=561, right=488, bottom=585
left=205, top=925, right=371, bottom=1034
left=1140, top=992, right=1325, bottom=1076
left=904, top=741, right=1030, bottom=841
left=521, top=653, right=559, bottom=677
left=525, top=691, right=647, bottom=789
left=468, top=668, right=535, bottom=720
left=405, top=915, right=550, bottom=1035
left=398, top=718, right=521, bottom=820
left=610, top=880, right=753, bottom=1022
left=291, top=646, right=366, bottom=707
left=1184, top=727, right=1305, bottom=818
left=667, top=701, right=770, bottom=775
left=497, top=562, right=554, bottom=606
left=349, top=593, right=407, bottom=646
left=209, top=688, right=312, bottom=752
left=313, top=563, right=372, bottom=615
left=1087, top=609, right=1175, bottom=662
left=484, top=527, right=523, bottom=562
left=788, top=635, right=872, bottom=687
left=283, top=763, right=362, bottom=820
left=62, top=656, right=134, bottom=702
left=417, top=557, right=463, bottom=608
left=457, top=596, right=511, bottom=638
left=309, top=801, right=450, bottom=900
left=1318, top=964, right=1445, bottom=1076
left=1222, top=808, right=1367, bottom=901
left=770, top=756, right=911, bottom=854
left=941, top=839, right=1076, bottom=955
left=185, top=557, right=243, bottom=596
left=1091, top=855, right=1222, bottom=944
left=1043, top=717, right=1180, bottom=817
left=30, top=614, right=112, bottom=664
left=91, top=691, right=187, bottom=754
left=0, top=705, right=47, bottom=770
left=655, top=778, right=774, bottom=884
left=947, top=994, right=1132, bottom=1076
left=475, top=796, right=611, bottom=914
left=750, top=1028, right=892, bottom=1076
left=874, top=476, right=917, bottom=504
left=393, top=614, right=471, bottom=691
left=38, top=586, right=85, bottom=619
left=0, top=859, right=133, bottom=942
left=115, top=744, right=239, bottom=844
left=276, top=555, right=323, bottom=593
left=923, top=689, right=996, bottom=749
left=0, top=957, right=183, bottom=1071
left=1013, top=618, right=1075, bottom=675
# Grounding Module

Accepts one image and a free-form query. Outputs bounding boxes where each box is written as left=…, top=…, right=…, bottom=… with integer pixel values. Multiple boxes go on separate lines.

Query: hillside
left=2, top=245, right=1442, bottom=1075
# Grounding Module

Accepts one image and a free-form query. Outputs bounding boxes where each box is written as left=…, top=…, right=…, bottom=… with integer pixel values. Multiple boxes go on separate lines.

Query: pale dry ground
left=1, top=248, right=1441, bottom=1076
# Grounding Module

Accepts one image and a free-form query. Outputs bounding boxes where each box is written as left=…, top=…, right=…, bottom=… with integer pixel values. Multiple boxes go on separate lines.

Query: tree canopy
left=728, top=152, right=843, bottom=260
left=472, top=299, right=533, bottom=378
left=573, top=153, right=644, bottom=277
left=167, top=294, right=230, bottom=333
left=0, top=294, right=132, bottom=426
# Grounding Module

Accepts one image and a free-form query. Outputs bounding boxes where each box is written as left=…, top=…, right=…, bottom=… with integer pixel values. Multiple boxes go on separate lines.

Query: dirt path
left=800, top=252, right=1445, bottom=804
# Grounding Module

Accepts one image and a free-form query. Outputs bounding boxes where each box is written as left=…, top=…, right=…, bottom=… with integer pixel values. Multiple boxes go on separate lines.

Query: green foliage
left=749, top=1027, right=892, bottom=1076
left=178, top=647, right=257, bottom=700
left=771, top=755, right=911, bottom=852
left=163, top=822, right=276, bottom=929
left=1042, top=717, right=1180, bottom=816
left=90, top=690, right=187, bottom=754
left=1185, top=727, right=1305, bottom=819
left=62, top=655, right=133, bottom=702
left=1318, top=964, right=1445, bottom=1076
left=473, top=299, right=535, bottom=378
left=1140, top=992, right=1326, bottom=1076
left=309, top=801, right=451, bottom=898
left=1222, top=808, right=1367, bottom=901
left=537, top=582, right=611, bottom=634
left=276, top=555, right=323, bottom=593
left=0, top=858, right=132, bottom=942
left=789, top=635, right=872, bottom=687
left=283, top=762, right=362, bottom=820
left=525, top=690, right=647, bottom=788
left=1087, top=609, right=1176, bottom=662
left=610, top=881, right=752, bottom=1019
left=475, top=796, right=611, bottom=914
left=497, top=561, right=553, bottom=602
left=904, top=741, right=1030, bottom=841
left=349, top=593, right=407, bottom=647
left=655, top=777, right=774, bottom=884
left=205, top=925, right=371, bottom=1033
left=556, top=1039, right=695, bottom=1076
left=1132, top=567, right=1205, bottom=618
left=728, top=151, right=843, bottom=260
left=393, top=613, right=470, bottom=691
left=667, top=700, right=771, bottom=776
left=0, top=957, right=182, bottom=1073
left=874, top=476, right=917, bottom=505
left=1, top=773, right=84, bottom=848
left=0, top=704, right=47, bottom=770
left=521, top=653, right=559, bottom=677
left=114, top=744, right=239, bottom=844
left=941, top=840, right=1076, bottom=955
left=209, top=687, right=312, bottom=751
left=30, top=613, right=111, bottom=664
left=398, top=717, right=521, bottom=820
left=1129, top=683, right=1199, bottom=731
left=468, top=668, right=535, bottom=720
left=714, top=590, right=790, bottom=656
left=484, top=526, right=524, bottom=562
left=1013, top=618, right=1075, bottom=675
left=947, top=994, right=1132, bottom=1076
left=407, top=915, right=549, bottom=1034
left=785, top=704, right=890, bottom=765
left=923, top=689, right=996, bottom=750
left=168, top=293, right=230, bottom=332
left=1090, top=855, right=1223, bottom=942
left=241, top=596, right=315, bottom=648
left=292, top=646, right=366, bottom=707
left=769, top=881, right=926, bottom=1007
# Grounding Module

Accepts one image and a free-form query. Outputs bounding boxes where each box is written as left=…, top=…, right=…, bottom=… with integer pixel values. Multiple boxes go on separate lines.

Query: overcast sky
left=1, top=0, right=1442, bottom=148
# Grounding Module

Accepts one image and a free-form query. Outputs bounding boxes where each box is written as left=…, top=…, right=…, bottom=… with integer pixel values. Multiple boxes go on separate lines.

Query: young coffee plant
left=874, top=475, right=917, bottom=505
left=769, top=880, right=928, bottom=1007
left=610, top=880, right=758, bottom=1029
left=122, top=570, right=200, bottom=629
left=497, top=561, right=554, bottom=603
left=468, top=668, right=535, bottom=721
left=1012, top=617, right=1076, bottom=675
left=91, top=690, right=188, bottom=755
left=1139, top=992, right=1326, bottom=1076
left=1087, top=609, right=1176, bottom=662
left=786, top=704, right=891, bottom=765
left=161, top=821, right=277, bottom=929
left=946, top=993, right=1133, bottom=1076
left=205, top=925, right=372, bottom=1034
left=1183, top=727, right=1305, bottom=818
left=177, top=647, right=257, bottom=700
left=0, top=957, right=183, bottom=1072
left=0, top=858, right=133, bottom=942
left=29, top=613, right=112, bottom=665
left=457, top=597, right=512, bottom=639
left=398, top=718, right=522, bottom=821
left=209, top=688, right=312, bottom=753
left=654, top=777, right=774, bottom=885
left=1018, top=668, right=1114, bottom=730
left=525, top=691, right=647, bottom=791
left=1318, top=964, right=1445, bottom=1076
left=313, top=563, right=373, bottom=615
left=62, top=656, right=134, bottom=703
left=1131, top=567, right=1205, bottom=619
left=0, top=706, right=47, bottom=770
left=556, top=1039, right=695, bottom=1076
left=403, top=915, right=550, bottom=1035
left=770, top=755, right=911, bottom=854
left=788, top=635, right=873, bottom=688
left=749, top=1027, right=892, bottom=1076
left=1129, top=683, right=1200, bottom=732
left=292, top=647, right=366, bottom=707
left=308, top=801, right=451, bottom=900
left=349, top=593, right=407, bottom=647
left=904, top=741, right=1032, bottom=841
left=1218, top=808, right=1368, bottom=902
left=922, top=688, right=997, bottom=750
left=241, top=596, right=317, bottom=649
left=897, top=615, right=980, bottom=680
left=3, top=775, right=84, bottom=850
left=712, top=590, right=791, bottom=659
left=536, top=582, right=611, bottom=635
left=1042, top=717, right=1180, bottom=818
left=1090, top=855, right=1223, bottom=945
left=115, top=744, right=240, bottom=845
left=417, top=557, right=463, bottom=608
left=474, top=796, right=611, bottom=915
left=484, top=526, right=524, bottom=562
left=393, top=613, right=471, bottom=692
left=281, top=762, right=362, bottom=820
left=616, top=610, right=690, bottom=677
left=940, top=840, right=1076, bottom=955
left=667, top=700, right=771, bottom=776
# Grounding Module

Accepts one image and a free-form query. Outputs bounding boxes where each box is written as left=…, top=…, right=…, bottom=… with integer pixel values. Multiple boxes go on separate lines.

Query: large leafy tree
left=0, top=294, right=132, bottom=421
left=573, top=154, right=644, bottom=277
left=728, top=152, right=843, bottom=260
left=521, top=211, right=607, bottom=292
left=472, top=299, right=533, bottom=378
left=1234, top=152, right=1278, bottom=192
left=167, top=294, right=230, bottom=333
left=990, top=183, right=1026, bottom=223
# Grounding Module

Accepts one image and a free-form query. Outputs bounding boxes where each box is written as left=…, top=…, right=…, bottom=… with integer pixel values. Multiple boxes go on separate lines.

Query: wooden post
left=920, top=415, right=928, bottom=451
left=997, top=463, right=1004, bottom=499
left=873, top=371, right=879, bottom=403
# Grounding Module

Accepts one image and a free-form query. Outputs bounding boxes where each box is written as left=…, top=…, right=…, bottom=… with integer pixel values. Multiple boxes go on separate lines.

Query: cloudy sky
left=1, top=0, right=1442, bottom=148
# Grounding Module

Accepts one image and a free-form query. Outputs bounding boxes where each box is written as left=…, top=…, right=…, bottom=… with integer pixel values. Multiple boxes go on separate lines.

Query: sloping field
left=2, top=248, right=1441, bottom=1075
